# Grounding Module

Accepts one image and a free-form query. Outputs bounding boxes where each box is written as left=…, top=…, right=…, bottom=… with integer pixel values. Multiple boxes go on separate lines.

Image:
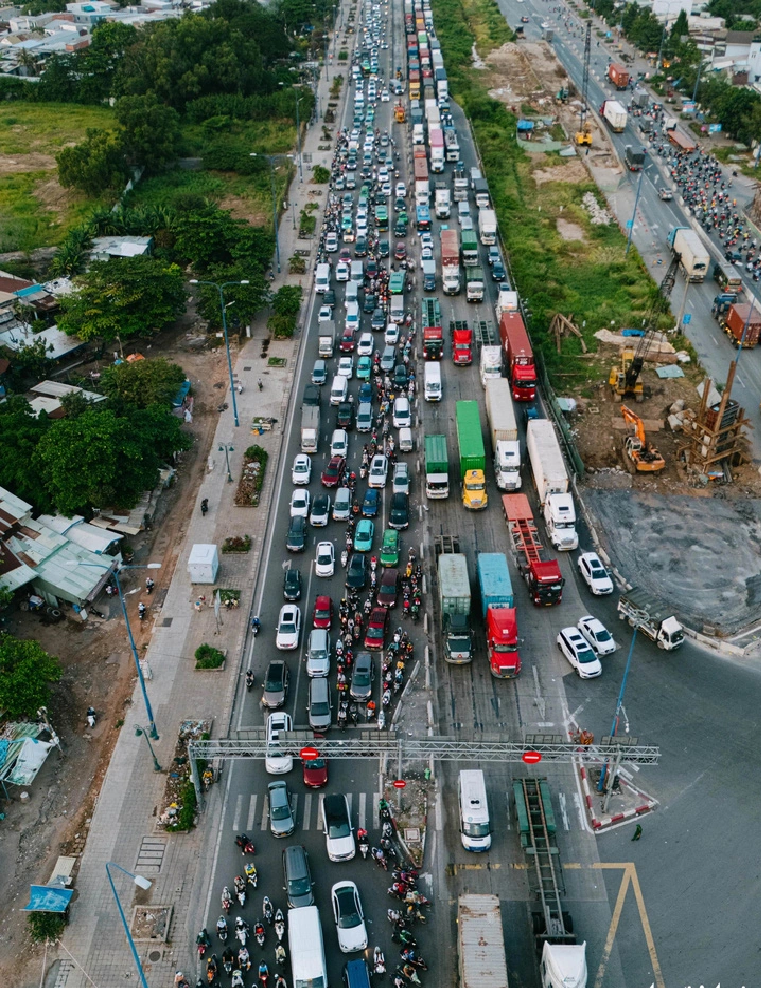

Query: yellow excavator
left=620, top=405, right=665, bottom=472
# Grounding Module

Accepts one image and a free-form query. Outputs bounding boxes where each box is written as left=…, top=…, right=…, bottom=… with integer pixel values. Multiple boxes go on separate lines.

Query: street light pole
left=250, top=153, right=294, bottom=275
left=625, top=168, right=644, bottom=256
left=295, top=94, right=304, bottom=182
left=190, top=279, right=248, bottom=427
left=105, top=862, right=153, bottom=988
left=112, top=566, right=161, bottom=740
left=218, top=443, right=234, bottom=483
left=598, top=623, right=640, bottom=792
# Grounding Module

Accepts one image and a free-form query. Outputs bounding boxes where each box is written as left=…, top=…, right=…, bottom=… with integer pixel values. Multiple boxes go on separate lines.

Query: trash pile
left=581, top=191, right=612, bottom=226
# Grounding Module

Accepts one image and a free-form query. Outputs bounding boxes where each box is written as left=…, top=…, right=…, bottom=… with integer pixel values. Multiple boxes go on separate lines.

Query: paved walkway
left=56, top=13, right=353, bottom=988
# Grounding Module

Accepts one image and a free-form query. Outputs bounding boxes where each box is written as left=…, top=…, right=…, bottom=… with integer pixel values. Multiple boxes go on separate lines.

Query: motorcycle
left=357, top=829, right=369, bottom=859
left=400, top=950, right=428, bottom=971
left=399, top=965, right=422, bottom=985
left=393, top=869, right=418, bottom=886
left=196, top=929, right=211, bottom=958
left=276, top=944, right=287, bottom=967
left=234, top=917, right=249, bottom=946
left=263, top=895, right=274, bottom=925
left=234, top=877, right=246, bottom=907
left=232, top=973, right=245, bottom=988
left=392, top=930, right=418, bottom=948
left=222, top=887, right=232, bottom=913
left=373, top=947, right=387, bottom=976
left=372, top=846, right=388, bottom=869
left=86, top=706, right=96, bottom=729
left=255, top=922, right=266, bottom=948
left=222, top=948, right=235, bottom=975
left=388, top=883, right=408, bottom=900
left=145, top=578, right=155, bottom=595
left=201, top=499, right=209, bottom=516
left=245, top=862, right=258, bottom=888
left=259, top=962, right=270, bottom=988
left=239, top=946, right=251, bottom=971
left=206, top=955, right=217, bottom=985
left=138, top=603, right=147, bottom=622
left=405, top=891, right=430, bottom=906
left=216, top=916, right=228, bottom=942
left=235, top=833, right=256, bottom=855
left=251, top=617, right=261, bottom=637
left=275, top=908, right=285, bottom=942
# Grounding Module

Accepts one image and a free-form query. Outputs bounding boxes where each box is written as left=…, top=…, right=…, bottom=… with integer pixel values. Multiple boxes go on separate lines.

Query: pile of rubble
left=581, top=191, right=612, bottom=226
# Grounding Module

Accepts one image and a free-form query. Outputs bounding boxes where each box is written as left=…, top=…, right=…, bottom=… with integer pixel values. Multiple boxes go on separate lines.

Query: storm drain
left=135, top=836, right=166, bottom=875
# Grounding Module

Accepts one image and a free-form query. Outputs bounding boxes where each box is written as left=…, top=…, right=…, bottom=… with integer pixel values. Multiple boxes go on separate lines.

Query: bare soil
left=556, top=217, right=585, bottom=241
left=218, top=194, right=269, bottom=227
left=33, top=176, right=80, bottom=216
left=0, top=153, right=56, bottom=175
left=533, top=160, right=588, bottom=186
left=0, top=322, right=228, bottom=988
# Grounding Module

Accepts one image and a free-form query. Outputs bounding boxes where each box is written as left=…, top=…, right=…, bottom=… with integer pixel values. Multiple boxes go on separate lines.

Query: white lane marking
left=359, top=791, right=367, bottom=831
left=373, top=792, right=381, bottom=830
left=559, top=790, right=570, bottom=831
left=303, top=793, right=313, bottom=830
left=232, top=794, right=243, bottom=831
left=246, top=795, right=258, bottom=831
left=260, top=796, right=269, bottom=830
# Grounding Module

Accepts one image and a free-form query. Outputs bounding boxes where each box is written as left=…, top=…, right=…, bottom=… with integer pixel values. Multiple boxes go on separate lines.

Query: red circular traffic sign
left=300, top=746, right=320, bottom=761
left=522, top=751, right=543, bottom=764
left=392, top=779, right=406, bottom=789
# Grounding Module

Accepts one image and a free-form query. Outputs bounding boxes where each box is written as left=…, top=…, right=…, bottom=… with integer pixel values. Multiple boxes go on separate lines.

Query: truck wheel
left=657, top=639, right=665, bottom=649
left=562, top=911, right=575, bottom=935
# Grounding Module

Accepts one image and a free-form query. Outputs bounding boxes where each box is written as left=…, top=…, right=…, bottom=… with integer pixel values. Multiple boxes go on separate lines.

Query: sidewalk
left=55, top=16, right=352, bottom=988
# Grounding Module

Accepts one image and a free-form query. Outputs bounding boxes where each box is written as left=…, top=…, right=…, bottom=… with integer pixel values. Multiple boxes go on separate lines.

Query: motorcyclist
left=239, top=945, right=251, bottom=970
left=138, top=602, right=147, bottom=619
left=251, top=616, right=261, bottom=634
left=246, top=669, right=254, bottom=691
left=275, top=944, right=287, bottom=966
left=259, top=961, right=270, bottom=985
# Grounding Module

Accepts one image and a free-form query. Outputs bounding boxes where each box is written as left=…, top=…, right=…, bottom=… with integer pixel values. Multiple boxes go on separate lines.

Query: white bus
left=288, top=906, right=328, bottom=988
left=458, top=769, right=491, bottom=851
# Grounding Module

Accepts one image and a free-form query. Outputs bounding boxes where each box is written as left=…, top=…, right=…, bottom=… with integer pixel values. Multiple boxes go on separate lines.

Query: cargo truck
left=502, top=494, right=565, bottom=606
left=479, top=345, right=502, bottom=388
left=434, top=182, right=451, bottom=218
left=318, top=325, right=335, bottom=357
left=421, top=257, right=436, bottom=292
left=466, top=266, right=484, bottom=303
left=437, top=544, right=473, bottom=663
left=667, top=226, right=709, bottom=282
left=499, top=312, right=536, bottom=402
left=429, top=126, right=444, bottom=172
left=422, top=298, right=443, bottom=359
left=425, top=434, right=449, bottom=499
left=441, top=228, right=461, bottom=294
left=526, top=419, right=578, bottom=551
left=477, top=208, right=497, bottom=246
left=443, top=127, right=459, bottom=162
left=413, top=123, right=425, bottom=144
left=452, top=163, right=469, bottom=202
left=719, top=300, right=761, bottom=348
left=456, top=401, right=488, bottom=510
left=461, top=229, right=479, bottom=267
left=473, top=177, right=490, bottom=209
left=451, top=320, right=473, bottom=365
left=617, top=587, right=684, bottom=650
left=477, top=553, right=520, bottom=678
left=624, top=144, right=645, bottom=171
left=457, top=897, right=509, bottom=988
left=608, top=62, right=629, bottom=89
left=600, top=99, right=627, bottom=132
left=495, top=287, right=518, bottom=321
left=485, top=379, right=522, bottom=491
left=300, top=405, right=320, bottom=453
left=668, top=129, right=696, bottom=153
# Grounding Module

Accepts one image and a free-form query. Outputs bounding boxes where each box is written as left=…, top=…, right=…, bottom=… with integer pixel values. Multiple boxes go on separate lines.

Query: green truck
left=436, top=539, right=473, bottom=663
left=455, top=401, right=488, bottom=510
left=460, top=229, right=479, bottom=268
left=425, top=434, right=449, bottom=499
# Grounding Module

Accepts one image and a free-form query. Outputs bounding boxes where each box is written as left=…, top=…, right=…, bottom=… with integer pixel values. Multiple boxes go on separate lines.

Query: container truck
left=438, top=548, right=473, bottom=663
left=719, top=300, right=761, bottom=348
left=413, top=123, right=425, bottom=144
left=526, top=419, right=578, bottom=551
left=495, top=288, right=518, bottom=321
left=451, top=320, right=473, bottom=365
left=425, top=434, right=449, bottom=499
left=668, top=129, right=696, bottom=153
left=414, top=155, right=429, bottom=204
left=600, top=99, right=627, bottom=132
left=461, top=229, right=479, bottom=268
left=477, top=553, right=520, bottom=678
left=444, top=127, right=459, bottom=162
left=478, top=208, right=497, bottom=246
left=300, top=405, right=320, bottom=453
left=434, top=183, right=451, bottom=218
left=667, top=226, right=709, bottom=282
left=422, top=298, right=443, bottom=359
left=624, top=144, right=645, bottom=171
left=473, top=177, right=490, bottom=209
left=502, top=494, right=565, bottom=606
left=441, top=228, right=460, bottom=294
left=499, top=312, right=536, bottom=402
left=456, top=401, right=488, bottom=510
left=608, top=62, right=629, bottom=88
left=452, top=163, right=469, bottom=202
left=421, top=257, right=436, bottom=292
left=457, top=897, right=509, bottom=988
left=429, top=127, right=444, bottom=172
left=485, top=379, right=521, bottom=491
left=479, top=345, right=502, bottom=388
left=617, top=588, right=684, bottom=650
left=466, top=266, right=484, bottom=303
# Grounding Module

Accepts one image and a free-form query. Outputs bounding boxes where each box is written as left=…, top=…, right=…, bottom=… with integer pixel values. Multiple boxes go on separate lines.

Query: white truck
left=479, top=344, right=502, bottom=389
left=668, top=226, right=710, bottom=282
left=617, top=588, right=685, bottom=650
left=495, top=288, right=519, bottom=320
left=413, top=123, right=425, bottom=145
left=318, top=328, right=335, bottom=358
left=457, top=897, right=509, bottom=988
left=600, top=99, right=627, bottom=132
left=477, top=208, right=497, bottom=246
left=526, top=419, right=578, bottom=551
left=434, top=184, right=451, bottom=218
left=300, top=405, right=320, bottom=453
left=485, top=379, right=521, bottom=490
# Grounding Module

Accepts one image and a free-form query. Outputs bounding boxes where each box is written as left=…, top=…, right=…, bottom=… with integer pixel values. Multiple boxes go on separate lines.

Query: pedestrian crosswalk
left=231, top=790, right=382, bottom=833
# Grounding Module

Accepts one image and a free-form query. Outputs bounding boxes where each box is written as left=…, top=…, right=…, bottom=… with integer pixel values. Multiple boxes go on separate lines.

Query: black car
left=282, top=845, right=314, bottom=909
left=355, top=235, right=368, bottom=257
left=303, top=384, right=321, bottom=407
left=336, top=401, right=354, bottom=430
left=371, top=308, right=385, bottom=331
left=363, top=292, right=376, bottom=314
left=346, top=553, right=367, bottom=589
left=286, top=515, right=307, bottom=552
left=388, top=492, right=409, bottom=530
left=350, top=651, right=374, bottom=701
left=379, top=239, right=390, bottom=258
left=283, top=568, right=302, bottom=600
left=392, top=364, right=408, bottom=388
left=322, top=289, right=336, bottom=308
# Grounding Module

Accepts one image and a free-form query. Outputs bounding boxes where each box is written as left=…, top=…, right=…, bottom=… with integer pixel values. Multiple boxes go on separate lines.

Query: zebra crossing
left=231, top=790, right=382, bottom=834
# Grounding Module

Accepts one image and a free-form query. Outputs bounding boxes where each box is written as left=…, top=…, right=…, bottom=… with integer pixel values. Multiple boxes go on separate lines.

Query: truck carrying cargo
left=526, top=419, right=578, bottom=551
left=502, top=493, right=564, bottom=605
left=477, top=553, right=520, bottom=678
left=600, top=99, right=627, bottom=132
left=441, top=228, right=460, bottom=294
left=719, top=300, right=761, bottom=348
left=473, top=177, right=490, bottom=209
left=444, top=127, right=459, bottom=162
left=452, top=163, right=469, bottom=202
left=457, top=896, right=509, bottom=988
left=478, top=208, right=497, bottom=245
left=434, top=183, right=451, bottom=218
left=668, top=129, right=696, bottom=153
left=499, top=312, right=536, bottom=402
left=456, top=401, right=488, bottom=510
left=425, top=434, right=449, bottom=499
left=318, top=324, right=336, bottom=357
left=421, top=257, right=436, bottom=292
left=667, top=226, right=709, bottom=282
left=300, top=405, right=320, bottom=453
left=437, top=540, right=473, bottom=663
left=486, top=379, right=521, bottom=491
left=624, top=145, right=645, bottom=171
left=451, top=320, right=473, bottom=365
left=479, top=345, right=502, bottom=388
left=608, top=62, right=629, bottom=89
left=422, top=298, right=443, bottom=359
left=466, top=266, right=484, bottom=303
left=461, top=229, right=479, bottom=267
left=617, top=587, right=684, bottom=650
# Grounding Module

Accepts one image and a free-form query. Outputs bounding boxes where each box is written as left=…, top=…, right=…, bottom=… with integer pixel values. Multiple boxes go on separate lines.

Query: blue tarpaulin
left=25, top=886, right=73, bottom=912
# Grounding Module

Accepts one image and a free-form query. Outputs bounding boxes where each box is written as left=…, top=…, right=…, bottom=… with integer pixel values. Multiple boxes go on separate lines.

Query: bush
left=165, top=778, right=197, bottom=831
left=313, top=165, right=330, bottom=183
left=288, top=255, right=306, bottom=274
left=194, top=643, right=226, bottom=669
left=28, top=912, right=67, bottom=943
left=222, top=534, right=252, bottom=553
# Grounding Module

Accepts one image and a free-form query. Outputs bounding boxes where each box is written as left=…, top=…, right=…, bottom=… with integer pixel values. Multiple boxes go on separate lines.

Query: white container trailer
left=457, top=895, right=509, bottom=988
left=485, top=379, right=521, bottom=490
left=188, top=544, right=219, bottom=584
left=479, top=345, right=502, bottom=388
left=526, top=420, right=578, bottom=551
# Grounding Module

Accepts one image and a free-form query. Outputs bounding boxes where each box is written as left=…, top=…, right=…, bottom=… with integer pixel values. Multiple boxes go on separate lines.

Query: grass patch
left=0, top=103, right=117, bottom=155
left=0, top=170, right=108, bottom=252
left=195, top=643, right=226, bottom=670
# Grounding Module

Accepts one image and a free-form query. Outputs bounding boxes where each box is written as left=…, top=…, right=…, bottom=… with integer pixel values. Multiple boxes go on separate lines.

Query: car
left=358, top=381, right=373, bottom=403
left=420, top=231, right=433, bottom=251
left=380, top=345, right=395, bottom=373
left=392, top=364, right=408, bottom=388
left=331, top=428, right=349, bottom=457
left=339, top=247, right=352, bottom=262
left=268, top=781, right=295, bottom=837
left=322, top=456, right=346, bottom=488
left=341, top=211, right=353, bottom=231
left=312, top=594, right=333, bottom=630
left=356, top=401, right=373, bottom=432
left=394, top=241, right=407, bottom=260
left=338, top=356, right=354, bottom=379
left=292, top=454, right=312, bottom=485
left=578, top=552, right=614, bottom=595
left=346, top=173, right=356, bottom=189
left=276, top=604, right=301, bottom=650
left=379, top=238, right=390, bottom=257
left=557, top=627, right=602, bottom=679
left=361, top=487, right=379, bottom=517
left=336, top=260, right=350, bottom=281
left=392, top=462, right=409, bottom=495
left=332, top=488, right=352, bottom=522
left=266, top=711, right=293, bottom=773
left=492, top=259, right=506, bottom=281
left=380, top=528, right=400, bottom=567
left=356, top=355, right=371, bottom=380
left=340, top=329, right=356, bottom=353
left=357, top=332, right=374, bottom=356
left=335, top=174, right=346, bottom=190
left=388, top=492, right=409, bottom=530
left=312, top=359, right=328, bottom=385
left=336, top=402, right=354, bottom=430
left=322, top=289, right=336, bottom=308
left=349, top=651, right=374, bottom=702
left=315, top=541, right=336, bottom=578
left=393, top=220, right=407, bottom=238
left=283, top=845, right=315, bottom=908
left=286, top=515, right=307, bottom=552
left=346, top=553, right=367, bottom=590
left=311, top=493, right=331, bottom=527
left=283, top=567, right=302, bottom=600
left=364, top=606, right=388, bottom=650
left=290, top=488, right=311, bottom=518
left=318, top=305, right=333, bottom=324
left=394, top=197, right=406, bottom=214
left=658, top=188, right=673, bottom=201
left=263, top=659, right=289, bottom=709
left=326, top=231, right=338, bottom=252
left=363, top=292, right=376, bottom=314
left=303, top=383, right=320, bottom=407
left=322, top=794, right=355, bottom=861
left=366, top=259, right=378, bottom=279
left=377, top=567, right=398, bottom=608
left=371, top=307, right=385, bottom=332
left=354, top=518, right=374, bottom=552
left=368, top=454, right=389, bottom=488
left=487, top=246, right=500, bottom=267
left=331, top=882, right=368, bottom=953
left=577, top=615, right=616, bottom=656
left=385, top=323, right=399, bottom=345
left=396, top=182, right=406, bottom=198
left=302, top=756, right=329, bottom=789
left=307, top=675, right=332, bottom=730
left=392, top=397, right=410, bottom=429
left=355, top=234, right=368, bottom=257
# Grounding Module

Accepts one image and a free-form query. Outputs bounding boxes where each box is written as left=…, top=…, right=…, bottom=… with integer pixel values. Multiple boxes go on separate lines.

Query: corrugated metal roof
left=458, top=895, right=509, bottom=988
left=0, top=324, right=85, bottom=360
left=30, top=380, right=106, bottom=402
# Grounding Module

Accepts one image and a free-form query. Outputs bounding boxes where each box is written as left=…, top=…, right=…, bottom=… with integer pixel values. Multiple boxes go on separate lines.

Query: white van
left=346, top=281, right=359, bottom=305
left=307, top=629, right=331, bottom=677
left=288, top=906, right=328, bottom=988
left=424, top=362, right=442, bottom=401
left=331, top=428, right=349, bottom=456
left=458, top=769, right=491, bottom=851
left=398, top=427, right=413, bottom=453
left=346, top=301, right=360, bottom=332
left=315, top=262, right=331, bottom=294
left=330, top=375, right=348, bottom=406
left=458, top=200, right=471, bottom=225
left=350, top=259, right=364, bottom=284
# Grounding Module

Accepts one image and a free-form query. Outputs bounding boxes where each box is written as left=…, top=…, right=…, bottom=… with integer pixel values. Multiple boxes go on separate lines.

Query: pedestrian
left=631, top=824, right=642, bottom=841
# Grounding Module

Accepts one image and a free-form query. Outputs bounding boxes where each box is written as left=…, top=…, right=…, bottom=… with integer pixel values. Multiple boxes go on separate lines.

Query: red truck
left=502, top=494, right=565, bottom=606
left=499, top=312, right=536, bottom=401
left=451, top=320, right=472, bottom=365
left=608, top=62, right=629, bottom=89
left=720, top=301, right=761, bottom=348
left=422, top=298, right=443, bottom=359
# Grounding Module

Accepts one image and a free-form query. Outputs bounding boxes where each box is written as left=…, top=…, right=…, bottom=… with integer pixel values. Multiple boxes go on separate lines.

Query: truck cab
left=462, top=469, right=487, bottom=510
left=494, top=441, right=521, bottom=490
left=543, top=494, right=578, bottom=551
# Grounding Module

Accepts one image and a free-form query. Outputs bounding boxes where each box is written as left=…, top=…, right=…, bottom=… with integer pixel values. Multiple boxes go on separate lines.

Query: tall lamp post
left=598, top=622, right=641, bottom=793
left=249, top=153, right=294, bottom=275
left=189, top=279, right=248, bottom=428
left=625, top=168, right=644, bottom=256
left=295, top=92, right=305, bottom=182
left=105, top=862, right=153, bottom=988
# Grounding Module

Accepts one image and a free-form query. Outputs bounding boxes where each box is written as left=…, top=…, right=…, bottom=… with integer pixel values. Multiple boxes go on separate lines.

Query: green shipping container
left=424, top=434, right=448, bottom=475
left=455, top=401, right=486, bottom=479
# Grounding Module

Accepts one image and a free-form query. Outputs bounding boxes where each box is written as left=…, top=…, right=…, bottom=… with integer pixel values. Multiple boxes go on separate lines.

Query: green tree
left=196, top=266, right=270, bottom=326
left=670, top=9, right=689, bottom=39
left=99, top=357, right=186, bottom=409
left=56, top=129, right=127, bottom=195
left=0, top=634, right=61, bottom=719
left=79, top=21, right=139, bottom=102
left=0, top=336, right=55, bottom=390
left=0, top=397, right=52, bottom=509
left=116, top=91, right=181, bottom=173
left=49, top=227, right=94, bottom=278
left=58, top=256, right=187, bottom=343
left=267, top=284, right=302, bottom=338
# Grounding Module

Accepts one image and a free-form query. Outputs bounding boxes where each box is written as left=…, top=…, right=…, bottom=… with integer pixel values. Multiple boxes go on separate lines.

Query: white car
left=420, top=232, right=433, bottom=251
left=381, top=89, right=390, bottom=101
left=392, top=397, right=410, bottom=429
left=557, top=627, right=602, bottom=679
left=265, top=712, right=293, bottom=774
left=368, top=454, right=389, bottom=489
left=331, top=882, right=368, bottom=953
left=292, top=454, right=312, bottom=486
left=318, top=305, right=333, bottom=323
left=578, top=552, right=614, bottom=595
left=357, top=333, right=374, bottom=356
left=326, top=231, right=338, bottom=252
left=276, top=605, right=301, bottom=651
left=356, top=205, right=368, bottom=223
left=331, top=428, right=349, bottom=457
left=356, top=217, right=368, bottom=236
left=381, top=181, right=391, bottom=197
left=378, top=168, right=389, bottom=184
left=395, top=182, right=406, bottom=199
left=392, top=461, right=409, bottom=495
left=420, top=245, right=434, bottom=261
left=385, top=324, right=400, bottom=345
left=290, top=488, right=311, bottom=518
left=315, top=541, right=336, bottom=577
left=577, top=615, right=616, bottom=657
left=336, top=260, right=350, bottom=282
left=333, top=487, right=352, bottom=522
left=337, top=356, right=354, bottom=379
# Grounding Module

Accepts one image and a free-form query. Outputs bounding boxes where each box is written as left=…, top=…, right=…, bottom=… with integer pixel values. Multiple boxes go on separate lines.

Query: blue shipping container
left=476, top=553, right=514, bottom=619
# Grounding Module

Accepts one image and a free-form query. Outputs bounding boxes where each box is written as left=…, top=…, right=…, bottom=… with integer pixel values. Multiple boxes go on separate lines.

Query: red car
left=302, top=756, right=329, bottom=787
left=394, top=242, right=407, bottom=260
left=313, top=594, right=333, bottom=630
left=339, top=329, right=356, bottom=353
left=321, top=456, right=346, bottom=488
left=364, top=606, right=389, bottom=650
left=339, top=247, right=352, bottom=263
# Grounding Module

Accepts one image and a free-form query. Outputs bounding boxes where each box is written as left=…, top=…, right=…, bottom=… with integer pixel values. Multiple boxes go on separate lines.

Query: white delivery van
left=424, top=362, right=442, bottom=401
left=288, top=906, right=328, bottom=988
left=345, top=281, right=359, bottom=304
left=398, top=427, right=413, bottom=453
left=330, top=375, right=348, bottom=405
left=315, top=262, right=331, bottom=294
left=350, top=259, right=364, bottom=284
left=458, top=769, right=491, bottom=851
